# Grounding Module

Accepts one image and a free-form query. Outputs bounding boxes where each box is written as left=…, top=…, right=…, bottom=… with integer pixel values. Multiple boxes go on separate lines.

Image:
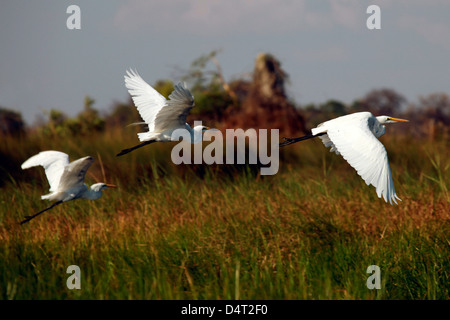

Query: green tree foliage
left=153, top=79, right=175, bottom=99
left=105, top=101, right=141, bottom=128
left=405, top=92, right=450, bottom=138
left=302, top=100, right=348, bottom=130
left=76, top=96, right=105, bottom=133
left=350, top=88, right=406, bottom=116
left=40, top=96, right=105, bottom=137
left=320, top=100, right=347, bottom=117
left=180, top=50, right=234, bottom=123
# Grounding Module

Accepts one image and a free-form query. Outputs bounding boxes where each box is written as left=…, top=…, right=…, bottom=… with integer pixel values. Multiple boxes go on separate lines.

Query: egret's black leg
left=116, top=140, right=157, bottom=156
left=20, top=200, right=63, bottom=225
left=279, top=132, right=326, bottom=148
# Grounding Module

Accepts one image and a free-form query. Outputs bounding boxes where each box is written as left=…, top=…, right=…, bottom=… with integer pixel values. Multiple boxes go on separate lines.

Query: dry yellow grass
left=0, top=129, right=448, bottom=299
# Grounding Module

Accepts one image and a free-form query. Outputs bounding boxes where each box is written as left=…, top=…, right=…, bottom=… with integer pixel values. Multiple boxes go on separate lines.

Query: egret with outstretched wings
left=20, top=151, right=116, bottom=224
left=280, top=112, right=408, bottom=204
left=117, top=69, right=212, bottom=156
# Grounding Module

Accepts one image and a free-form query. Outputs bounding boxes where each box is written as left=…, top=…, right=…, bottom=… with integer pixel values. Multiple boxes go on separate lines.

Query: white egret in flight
left=20, top=151, right=116, bottom=224
left=279, top=112, right=408, bottom=204
left=116, top=69, right=211, bottom=156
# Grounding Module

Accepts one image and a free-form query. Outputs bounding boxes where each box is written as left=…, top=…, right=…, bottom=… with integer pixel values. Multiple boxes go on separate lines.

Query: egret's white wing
left=318, top=134, right=340, bottom=155
left=153, top=82, right=195, bottom=132
left=57, top=156, right=94, bottom=191
left=124, top=69, right=167, bottom=132
left=324, top=117, right=400, bottom=204
left=21, top=151, right=69, bottom=192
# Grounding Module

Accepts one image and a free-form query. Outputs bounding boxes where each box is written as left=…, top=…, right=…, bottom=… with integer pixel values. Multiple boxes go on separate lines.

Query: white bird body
left=281, top=112, right=408, bottom=205
left=20, top=151, right=116, bottom=224
left=117, top=69, right=210, bottom=156
left=138, top=123, right=204, bottom=144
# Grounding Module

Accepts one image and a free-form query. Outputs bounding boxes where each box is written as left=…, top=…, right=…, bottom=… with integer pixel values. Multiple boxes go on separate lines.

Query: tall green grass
left=0, top=130, right=448, bottom=299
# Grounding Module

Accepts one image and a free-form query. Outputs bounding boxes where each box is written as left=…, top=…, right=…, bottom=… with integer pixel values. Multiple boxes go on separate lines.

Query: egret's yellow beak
left=389, top=117, right=409, bottom=122
left=105, top=184, right=117, bottom=188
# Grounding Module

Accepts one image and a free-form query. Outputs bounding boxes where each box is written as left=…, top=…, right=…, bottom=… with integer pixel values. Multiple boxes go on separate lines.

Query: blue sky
left=1, top=0, right=449, bottom=124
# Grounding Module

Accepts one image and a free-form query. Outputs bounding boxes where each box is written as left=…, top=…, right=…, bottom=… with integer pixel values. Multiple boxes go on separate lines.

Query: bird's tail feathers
left=126, top=122, right=147, bottom=128
left=41, top=194, right=52, bottom=200
left=41, top=192, right=63, bottom=201
left=137, top=132, right=159, bottom=142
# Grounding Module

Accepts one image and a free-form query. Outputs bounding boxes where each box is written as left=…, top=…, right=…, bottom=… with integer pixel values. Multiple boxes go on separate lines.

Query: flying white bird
left=116, top=69, right=212, bottom=156
left=279, top=112, right=409, bottom=204
left=20, top=151, right=116, bottom=224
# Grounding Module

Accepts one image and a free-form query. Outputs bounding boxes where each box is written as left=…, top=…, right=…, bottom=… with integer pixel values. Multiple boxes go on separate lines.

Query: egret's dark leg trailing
left=116, top=140, right=157, bottom=156
left=20, top=200, right=63, bottom=225
left=279, top=132, right=327, bottom=148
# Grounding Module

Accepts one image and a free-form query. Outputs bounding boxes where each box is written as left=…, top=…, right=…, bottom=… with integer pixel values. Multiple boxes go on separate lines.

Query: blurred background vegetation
left=1, top=51, right=449, bottom=185
left=0, top=52, right=448, bottom=300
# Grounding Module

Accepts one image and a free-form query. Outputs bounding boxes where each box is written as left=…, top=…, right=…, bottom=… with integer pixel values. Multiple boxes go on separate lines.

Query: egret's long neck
left=373, top=117, right=387, bottom=138
left=82, top=187, right=102, bottom=200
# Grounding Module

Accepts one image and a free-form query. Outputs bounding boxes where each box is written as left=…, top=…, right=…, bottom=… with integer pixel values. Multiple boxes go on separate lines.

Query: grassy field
left=0, top=129, right=448, bottom=300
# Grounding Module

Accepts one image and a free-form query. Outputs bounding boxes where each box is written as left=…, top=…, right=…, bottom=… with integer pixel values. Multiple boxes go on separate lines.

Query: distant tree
left=181, top=50, right=221, bottom=91
left=178, top=50, right=235, bottom=124
left=420, top=93, right=450, bottom=124
left=105, top=99, right=141, bottom=128
left=42, top=109, right=68, bottom=136
left=76, top=96, right=105, bottom=134
left=299, top=100, right=348, bottom=130
left=0, top=107, right=25, bottom=136
left=350, top=88, right=406, bottom=116
left=406, top=92, right=450, bottom=138
left=153, top=80, right=175, bottom=99
left=319, top=100, right=347, bottom=117
left=40, top=96, right=105, bottom=137
left=224, top=53, right=306, bottom=136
